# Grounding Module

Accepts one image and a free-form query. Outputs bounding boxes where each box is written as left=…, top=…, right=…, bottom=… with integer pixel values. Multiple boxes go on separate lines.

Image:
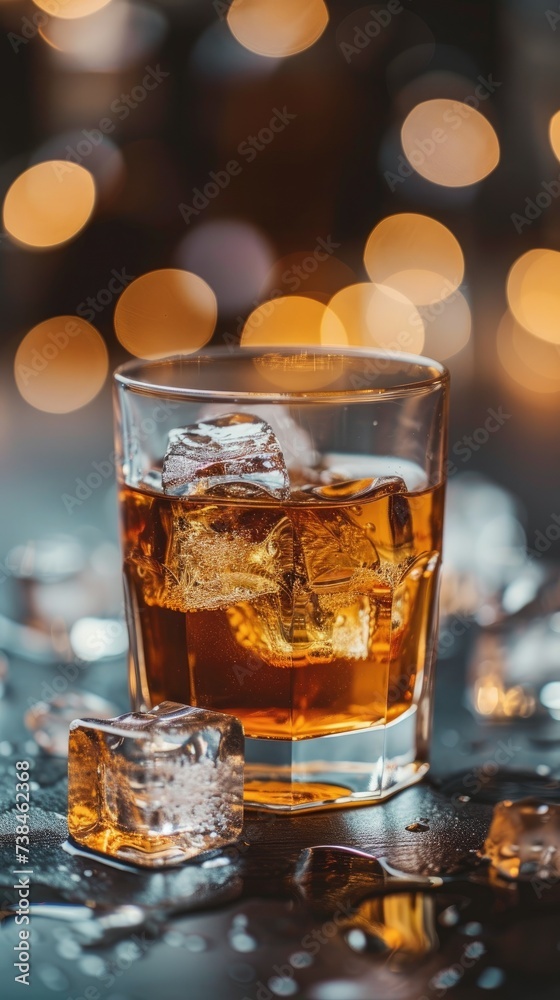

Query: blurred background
left=0, top=0, right=559, bottom=683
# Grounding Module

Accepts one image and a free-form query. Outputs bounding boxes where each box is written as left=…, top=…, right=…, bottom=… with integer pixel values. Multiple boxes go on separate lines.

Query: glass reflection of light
left=344, top=893, right=437, bottom=961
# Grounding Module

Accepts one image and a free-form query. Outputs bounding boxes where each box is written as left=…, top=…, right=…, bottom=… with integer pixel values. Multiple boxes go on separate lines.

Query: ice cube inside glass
left=67, top=701, right=244, bottom=867
left=115, top=351, right=449, bottom=813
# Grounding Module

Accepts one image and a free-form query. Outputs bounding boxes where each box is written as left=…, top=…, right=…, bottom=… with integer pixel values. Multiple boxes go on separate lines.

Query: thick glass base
left=243, top=706, right=429, bottom=813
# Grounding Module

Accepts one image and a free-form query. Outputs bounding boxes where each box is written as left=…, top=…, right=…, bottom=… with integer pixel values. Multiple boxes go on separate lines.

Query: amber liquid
left=121, top=472, right=444, bottom=742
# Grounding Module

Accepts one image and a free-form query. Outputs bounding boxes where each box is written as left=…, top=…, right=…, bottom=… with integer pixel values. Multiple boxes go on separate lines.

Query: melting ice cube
left=483, top=797, right=560, bottom=880
left=67, top=701, right=244, bottom=867
left=162, top=413, right=290, bottom=499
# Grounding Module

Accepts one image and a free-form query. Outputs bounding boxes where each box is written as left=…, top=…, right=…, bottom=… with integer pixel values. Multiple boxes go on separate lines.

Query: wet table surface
left=1, top=640, right=560, bottom=1000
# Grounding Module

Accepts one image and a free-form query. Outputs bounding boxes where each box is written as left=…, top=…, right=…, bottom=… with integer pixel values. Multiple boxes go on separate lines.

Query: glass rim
left=114, top=347, right=449, bottom=403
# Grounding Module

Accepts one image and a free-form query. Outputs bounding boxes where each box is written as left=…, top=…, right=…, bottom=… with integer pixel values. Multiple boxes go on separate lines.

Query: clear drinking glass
left=114, top=349, right=448, bottom=812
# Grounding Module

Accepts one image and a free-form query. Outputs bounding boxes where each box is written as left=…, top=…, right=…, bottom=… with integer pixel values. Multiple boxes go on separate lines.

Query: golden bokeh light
left=497, top=310, right=560, bottom=394
left=32, top=0, right=112, bottom=18
left=549, top=110, right=560, bottom=162
left=240, top=297, right=345, bottom=392
left=14, top=317, right=108, bottom=413
left=3, top=161, right=95, bottom=249
left=114, top=269, right=217, bottom=359
left=227, top=0, right=328, bottom=59
left=506, top=248, right=560, bottom=345
left=240, top=295, right=346, bottom=348
left=401, top=99, right=500, bottom=187
left=39, top=0, right=166, bottom=72
left=420, top=289, right=471, bottom=361
left=325, top=283, right=424, bottom=354
left=32, top=134, right=124, bottom=206
left=363, top=213, right=464, bottom=305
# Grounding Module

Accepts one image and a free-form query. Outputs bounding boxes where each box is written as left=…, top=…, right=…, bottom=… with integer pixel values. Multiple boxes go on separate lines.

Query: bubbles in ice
left=67, top=700, right=244, bottom=867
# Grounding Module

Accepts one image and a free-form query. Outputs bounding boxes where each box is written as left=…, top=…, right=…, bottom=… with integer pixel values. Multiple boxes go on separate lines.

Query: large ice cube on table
left=162, top=413, right=290, bottom=499
left=68, top=701, right=244, bottom=868
left=483, top=797, right=560, bottom=880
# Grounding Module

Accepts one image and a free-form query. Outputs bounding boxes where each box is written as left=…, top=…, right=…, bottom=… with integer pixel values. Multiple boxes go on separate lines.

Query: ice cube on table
left=483, top=797, right=560, bottom=880
left=162, top=413, right=290, bottom=499
left=67, top=701, right=244, bottom=868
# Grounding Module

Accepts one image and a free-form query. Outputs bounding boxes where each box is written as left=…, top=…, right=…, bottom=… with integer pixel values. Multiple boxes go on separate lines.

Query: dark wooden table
left=1, top=637, right=560, bottom=1000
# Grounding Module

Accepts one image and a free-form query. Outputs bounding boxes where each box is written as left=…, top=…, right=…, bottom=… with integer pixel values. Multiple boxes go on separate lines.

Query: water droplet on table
left=229, top=931, right=258, bottom=952
left=290, top=950, right=314, bottom=968
left=268, top=976, right=299, bottom=997
left=38, top=964, right=70, bottom=991
left=462, top=921, right=484, bottom=936
left=56, top=937, right=82, bottom=961
left=345, top=928, right=367, bottom=952
left=477, top=967, right=505, bottom=989
left=184, top=934, right=209, bottom=952
left=439, top=905, right=460, bottom=927
left=228, top=961, right=256, bottom=983
left=78, top=955, right=107, bottom=977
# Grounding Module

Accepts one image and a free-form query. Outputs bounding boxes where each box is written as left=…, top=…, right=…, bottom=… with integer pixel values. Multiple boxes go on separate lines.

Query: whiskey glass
left=114, top=348, right=448, bottom=812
